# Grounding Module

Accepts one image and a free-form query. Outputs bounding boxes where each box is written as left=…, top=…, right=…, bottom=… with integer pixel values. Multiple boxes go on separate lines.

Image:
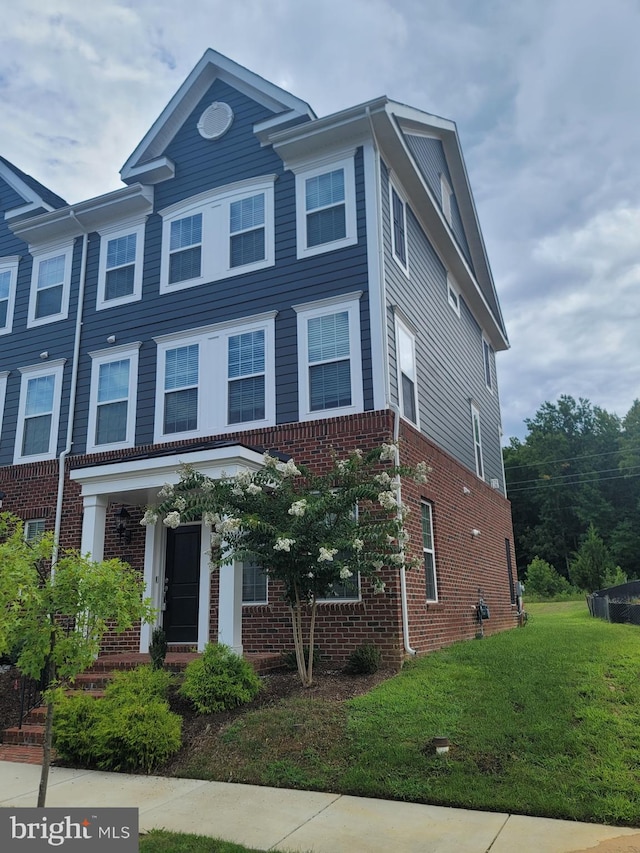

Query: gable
left=121, top=48, right=315, bottom=185
left=0, top=156, right=67, bottom=219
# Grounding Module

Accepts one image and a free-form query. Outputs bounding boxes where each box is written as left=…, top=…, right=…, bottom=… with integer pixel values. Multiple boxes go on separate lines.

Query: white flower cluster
left=163, top=511, right=181, bottom=529
left=231, top=484, right=245, bottom=497
left=380, top=443, right=397, bottom=462
left=375, top=472, right=392, bottom=487
left=203, top=512, right=222, bottom=528
left=157, top=483, right=174, bottom=498
left=339, top=566, right=353, bottom=580
left=288, top=499, right=307, bottom=517
left=246, top=483, right=262, bottom=495
left=274, top=537, right=295, bottom=552
left=389, top=552, right=405, bottom=565
left=140, top=509, right=158, bottom=526
left=262, top=452, right=279, bottom=468
left=318, top=547, right=338, bottom=562
left=378, top=490, right=398, bottom=510
left=174, top=496, right=187, bottom=511
left=277, top=458, right=301, bottom=477
left=335, top=459, right=348, bottom=473
left=372, top=560, right=384, bottom=571
left=414, top=461, right=431, bottom=484
left=217, top=517, right=241, bottom=536
left=201, top=478, right=216, bottom=493
left=352, top=538, right=364, bottom=552
left=372, top=578, right=386, bottom=594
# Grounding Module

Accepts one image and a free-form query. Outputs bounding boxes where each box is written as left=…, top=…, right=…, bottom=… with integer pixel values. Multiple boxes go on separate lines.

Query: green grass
left=139, top=829, right=284, bottom=852
left=176, top=602, right=640, bottom=825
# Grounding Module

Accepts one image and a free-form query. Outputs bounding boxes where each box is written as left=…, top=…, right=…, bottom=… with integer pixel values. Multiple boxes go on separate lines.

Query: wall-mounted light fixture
left=40, top=351, right=49, bottom=359
left=107, top=335, right=116, bottom=344
left=114, top=505, right=132, bottom=546
left=463, top=486, right=471, bottom=495
left=471, top=528, right=481, bottom=538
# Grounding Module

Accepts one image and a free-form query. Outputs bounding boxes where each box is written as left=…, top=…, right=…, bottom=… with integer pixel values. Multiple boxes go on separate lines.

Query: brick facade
left=0, top=410, right=516, bottom=665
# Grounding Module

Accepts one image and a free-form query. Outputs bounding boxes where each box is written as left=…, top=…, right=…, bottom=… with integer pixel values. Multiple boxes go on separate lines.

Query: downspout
left=52, top=222, right=88, bottom=568
left=365, top=107, right=415, bottom=656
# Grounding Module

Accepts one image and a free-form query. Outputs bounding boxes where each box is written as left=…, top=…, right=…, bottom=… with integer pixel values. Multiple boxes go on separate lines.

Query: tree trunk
left=37, top=656, right=55, bottom=808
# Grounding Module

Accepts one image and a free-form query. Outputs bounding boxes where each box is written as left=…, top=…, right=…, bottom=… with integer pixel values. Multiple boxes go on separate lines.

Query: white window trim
left=394, top=314, right=420, bottom=428
left=482, top=336, right=493, bottom=392
left=96, top=220, right=146, bottom=310
left=294, top=152, right=357, bottom=260
left=14, top=359, right=66, bottom=464
left=159, top=176, right=276, bottom=294
left=440, top=174, right=452, bottom=226
left=0, top=371, right=8, bottom=449
left=86, top=342, right=142, bottom=453
left=470, top=402, right=485, bottom=480
left=0, top=256, right=20, bottom=335
left=24, top=519, right=46, bottom=542
left=153, top=312, right=277, bottom=443
left=293, top=291, right=363, bottom=422
left=242, top=562, right=269, bottom=606
left=421, top=501, right=438, bottom=603
left=389, top=179, right=409, bottom=275
left=27, top=244, right=73, bottom=329
left=447, top=273, right=461, bottom=317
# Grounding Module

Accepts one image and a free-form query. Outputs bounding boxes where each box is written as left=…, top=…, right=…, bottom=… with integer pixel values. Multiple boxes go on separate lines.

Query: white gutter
left=52, top=225, right=88, bottom=567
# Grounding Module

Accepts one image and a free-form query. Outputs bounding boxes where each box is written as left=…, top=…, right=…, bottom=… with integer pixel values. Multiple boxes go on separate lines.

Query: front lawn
left=172, top=602, right=640, bottom=825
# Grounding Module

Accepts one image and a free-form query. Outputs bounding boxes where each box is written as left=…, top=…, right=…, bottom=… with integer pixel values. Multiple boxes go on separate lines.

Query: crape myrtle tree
left=144, top=444, right=429, bottom=687
left=0, top=513, right=155, bottom=807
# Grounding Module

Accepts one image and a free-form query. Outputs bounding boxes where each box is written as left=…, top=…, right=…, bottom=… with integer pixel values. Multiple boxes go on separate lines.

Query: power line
left=507, top=462, right=640, bottom=488
left=504, top=444, right=640, bottom=472
left=507, top=469, right=640, bottom=495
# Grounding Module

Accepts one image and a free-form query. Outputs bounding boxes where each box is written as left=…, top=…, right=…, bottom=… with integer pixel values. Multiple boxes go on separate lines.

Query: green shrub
left=179, top=643, right=261, bottom=714
left=53, top=691, right=103, bottom=766
left=525, top=557, right=572, bottom=598
left=149, top=626, right=168, bottom=670
left=104, top=665, right=173, bottom=704
left=345, top=643, right=382, bottom=675
left=53, top=666, right=182, bottom=774
left=281, top=646, right=321, bottom=672
left=92, top=700, right=182, bottom=774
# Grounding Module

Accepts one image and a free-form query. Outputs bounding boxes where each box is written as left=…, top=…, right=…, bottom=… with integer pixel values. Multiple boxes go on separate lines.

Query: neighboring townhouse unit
left=0, top=50, right=517, bottom=665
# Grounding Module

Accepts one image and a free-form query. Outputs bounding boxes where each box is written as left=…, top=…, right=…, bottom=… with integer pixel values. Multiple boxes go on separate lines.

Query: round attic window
left=197, top=102, right=234, bottom=140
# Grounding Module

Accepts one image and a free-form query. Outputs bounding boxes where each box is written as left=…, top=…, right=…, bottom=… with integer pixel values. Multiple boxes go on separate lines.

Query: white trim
left=0, top=256, right=20, bottom=335
left=0, top=159, right=56, bottom=214
left=470, top=402, right=485, bottom=480
left=294, top=292, right=363, bottom=421
left=14, top=359, right=66, bottom=464
left=482, top=336, right=493, bottom=392
left=394, top=314, right=420, bottom=428
left=159, top=177, right=276, bottom=293
left=27, top=244, right=73, bottom=328
left=86, top=342, right=141, bottom=453
left=242, top=561, right=269, bottom=606
left=294, top=154, right=357, bottom=259
left=154, top=316, right=276, bottom=443
left=0, top=371, right=8, bottom=450
left=389, top=177, right=409, bottom=275
left=96, top=220, right=146, bottom=310
left=440, top=174, right=452, bottom=226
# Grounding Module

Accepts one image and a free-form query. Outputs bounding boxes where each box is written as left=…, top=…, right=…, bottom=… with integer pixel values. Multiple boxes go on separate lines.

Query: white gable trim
left=0, top=161, right=56, bottom=215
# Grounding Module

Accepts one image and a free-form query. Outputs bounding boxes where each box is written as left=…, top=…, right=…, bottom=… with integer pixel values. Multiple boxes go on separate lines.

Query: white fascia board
left=121, top=157, right=176, bottom=186
left=0, top=160, right=56, bottom=213
left=70, top=445, right=267, bottom=499
left=9, top=184, right=154, bottom=247
left=121, top=49, right=315, bottom=181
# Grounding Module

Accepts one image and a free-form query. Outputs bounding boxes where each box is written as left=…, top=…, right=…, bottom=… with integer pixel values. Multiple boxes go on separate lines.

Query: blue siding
left=380, top=160, right=504, bottom=491
left=403, top=134, right=474, bottom=271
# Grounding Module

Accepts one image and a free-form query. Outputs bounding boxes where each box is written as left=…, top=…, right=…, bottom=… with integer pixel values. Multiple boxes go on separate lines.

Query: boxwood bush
left=179, top=643, right=261, bottom=714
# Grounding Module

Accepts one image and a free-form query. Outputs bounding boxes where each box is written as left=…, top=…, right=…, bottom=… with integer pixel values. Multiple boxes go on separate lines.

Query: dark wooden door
left=164, top=525, right=201, bottom=643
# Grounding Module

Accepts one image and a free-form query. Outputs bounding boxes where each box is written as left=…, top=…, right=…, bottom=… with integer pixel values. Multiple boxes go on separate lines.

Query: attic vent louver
left=490, top=478, right=500, bottom=489
left=197, top=102, right=234, bottom=140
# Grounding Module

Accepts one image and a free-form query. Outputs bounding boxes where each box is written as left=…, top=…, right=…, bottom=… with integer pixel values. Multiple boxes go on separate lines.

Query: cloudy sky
left=3, top=0, right=639, bottom=442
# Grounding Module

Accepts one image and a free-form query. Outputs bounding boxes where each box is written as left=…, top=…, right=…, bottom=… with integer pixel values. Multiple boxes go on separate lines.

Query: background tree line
left=503, top=395, right=640, bottom=594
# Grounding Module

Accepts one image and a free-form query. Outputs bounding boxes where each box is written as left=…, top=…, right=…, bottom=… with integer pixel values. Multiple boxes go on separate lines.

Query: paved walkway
left=1, top=761, right=639, bottom=852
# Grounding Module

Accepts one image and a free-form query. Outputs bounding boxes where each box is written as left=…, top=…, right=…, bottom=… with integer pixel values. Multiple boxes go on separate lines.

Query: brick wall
left=0, top=409, right=517, bottom=663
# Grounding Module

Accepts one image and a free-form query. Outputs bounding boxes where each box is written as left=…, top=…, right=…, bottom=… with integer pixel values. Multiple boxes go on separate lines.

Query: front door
left=164, top=525, right=201, bottom=644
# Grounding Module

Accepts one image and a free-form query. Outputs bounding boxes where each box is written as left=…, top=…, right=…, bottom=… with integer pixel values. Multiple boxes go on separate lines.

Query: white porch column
left=80, top=494, right=108, bottom=562
left=218, top=561, right=243, bottom=655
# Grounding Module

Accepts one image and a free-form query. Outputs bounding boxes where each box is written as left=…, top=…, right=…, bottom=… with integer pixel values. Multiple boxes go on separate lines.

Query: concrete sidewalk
left=1, top=761, right=639, bottom=852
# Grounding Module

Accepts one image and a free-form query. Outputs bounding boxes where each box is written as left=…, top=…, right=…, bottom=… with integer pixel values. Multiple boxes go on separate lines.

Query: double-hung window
left=395, top=316, right=418, bottom=425
left=421, top=502, right=438, bottom=601
left=28, top=245, right=73, bottom=327
left=294, top=154, right=357, bottom=259
left=242, top=562, right=268, bottom=605
left=159, top=177, right=276, bottom=293
left=0, top=256, right=19, bottom=335
left=15, top=360, right=65, bottom=463
left=470, top=403, right=484, bottom=479
left=154, top=312, right=276, bottom=443
left=86, top=343, right=140, bottom=452
left=25, top=519, right=46, bottom=543
left=294, top=293, right=363, bottom=420
left=97, top=222, right=145, bottom=309
left=482, top=337, right=493, bottom=391
left=390, top=183, right=408, bottom=271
